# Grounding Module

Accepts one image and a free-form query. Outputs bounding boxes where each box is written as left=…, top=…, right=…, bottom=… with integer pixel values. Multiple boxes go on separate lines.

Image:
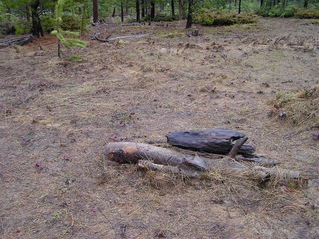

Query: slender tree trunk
left=136, top=0, right=140, bottom=22
left=126, top=0, right=129, bottom=15
left=141, top=0, right=145, bottom=18
left=171, top=0, right=175, bottom=17
left=178, top=0, right=186, bottom=19
left=30, top=0, right=43, bottom=37
left=186, top=0, right=193, bottom=28
left=93, top=0, right=98, bottom=23
left=26, top=5, right=30, bottom=22
left=121, top=2, right=124, bottom=22
left=150, top=1, right=155, bottom=20
left=304, top=0, right=308, bottom=8
left=112, top=7, right=116, bottom=17
left=260, top=0, right=264, bottom=7
left=238, top=0, right=241, bottom=13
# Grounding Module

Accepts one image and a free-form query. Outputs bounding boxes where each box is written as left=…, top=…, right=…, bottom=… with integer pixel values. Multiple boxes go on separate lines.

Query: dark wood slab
left=166, top=128, right=256, bottom=155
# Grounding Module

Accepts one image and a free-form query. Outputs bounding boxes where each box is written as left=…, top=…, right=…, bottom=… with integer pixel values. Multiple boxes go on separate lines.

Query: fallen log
left=0, top=36, right=33, bottom=48
left=166, top=128, right=255, bottom=156
left=104, top=142, right=208, bottom=171
left=104, top=142, right=299, bottom=181
left=92, top=33, right=151, bottom=43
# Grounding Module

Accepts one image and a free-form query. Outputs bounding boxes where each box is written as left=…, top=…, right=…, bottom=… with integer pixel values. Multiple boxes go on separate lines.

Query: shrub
left=41, top=15, right=56, bottom=33
left=256, top=5, right=298, bottom=18
left=143, top=13, right=179, bottom=22
left=61, top=14, right=82, bottom=30
left=14, top=20, right=31, bottom=34
left=295, top=8, right=319, bottom=19
left=195, top=9, right=258, bottom=26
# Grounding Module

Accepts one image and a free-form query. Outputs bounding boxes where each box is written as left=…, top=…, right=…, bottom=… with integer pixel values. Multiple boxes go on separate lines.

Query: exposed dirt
left=1, top=18, right=319, bottom=238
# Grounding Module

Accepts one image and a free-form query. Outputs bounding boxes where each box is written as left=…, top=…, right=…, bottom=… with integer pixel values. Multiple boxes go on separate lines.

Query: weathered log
left=104, top=142, right=299, bottom=180
left=92, top=33, right=151, bottom=43
left=105, top=142, right=208, bottom=171
left=0, top=36, right=33, bottom=48
left=166, top=128, right=255, bottom=155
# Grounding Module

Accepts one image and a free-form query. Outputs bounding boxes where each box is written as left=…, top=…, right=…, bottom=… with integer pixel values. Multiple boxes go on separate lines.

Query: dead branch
left=228, top=137, right=248, bottom=158
left=92, top=33, right=112, bottom=42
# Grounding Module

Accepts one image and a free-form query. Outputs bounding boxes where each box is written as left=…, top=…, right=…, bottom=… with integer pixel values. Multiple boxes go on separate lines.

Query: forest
left=1, top=0, right=319, bottom=36
left=1, top=0, right=319, bottom=238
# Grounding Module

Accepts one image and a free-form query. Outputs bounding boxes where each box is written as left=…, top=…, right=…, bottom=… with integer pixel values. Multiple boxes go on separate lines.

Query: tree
left=30, top=0, right=44, bottom=36
left=136, top=0, right=140, bottom=22
left=93, top=0, right=98, bottom=22
left=186, top=0, right=193, bottom=28
left=51, top=0, right=87, bottom=58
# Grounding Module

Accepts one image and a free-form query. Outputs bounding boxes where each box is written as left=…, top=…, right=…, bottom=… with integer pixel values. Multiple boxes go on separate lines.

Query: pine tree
left=51, top=0, right=87, bottom=58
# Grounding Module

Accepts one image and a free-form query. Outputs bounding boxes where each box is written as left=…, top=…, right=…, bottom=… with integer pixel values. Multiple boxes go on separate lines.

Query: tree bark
left=186, top=0, right=193, bottom=28
left=238, top=0, right=242, bottom=14
left=30, top=0, right=43, bottom=37
left=93, top=0, right=99, bottom=23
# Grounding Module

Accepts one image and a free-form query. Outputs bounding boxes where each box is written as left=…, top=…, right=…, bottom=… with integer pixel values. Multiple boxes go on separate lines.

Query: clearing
left=1, top=18, right=319, bottom=238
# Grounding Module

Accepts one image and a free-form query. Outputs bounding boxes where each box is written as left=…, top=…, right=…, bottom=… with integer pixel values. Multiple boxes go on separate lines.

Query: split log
left=104, top=142, right=299, bottom=180
left=166, top=128, right=255, bottom=156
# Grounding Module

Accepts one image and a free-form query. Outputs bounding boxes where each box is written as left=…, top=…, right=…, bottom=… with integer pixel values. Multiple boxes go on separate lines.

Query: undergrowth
left=195, top=9, right=258, bottom=26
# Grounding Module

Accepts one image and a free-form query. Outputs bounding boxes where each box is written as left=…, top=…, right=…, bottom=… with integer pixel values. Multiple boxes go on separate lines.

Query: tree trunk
left=121, top=2, right=124, bottom=22
left=141, top=0, right=145, bottom=18
left=93, top=0, right=98, bottom=23
left=171, top=0, right=175, bottom=17
left=186, top=0, right=193, bottom=28
left=178, top=0, right=186, bottom=19
left=30, top=0, right=43, bottom=37
left=112, top=7, right=116, bottom=17
left=126, top=0, right=129, bottom=15
left=304, top=0, right=308, bottom=8
left=150, top=1, right=155, bottom=20
left=260, top=0, right=264, bottom=7
left=238, top=0, right=242, bottom=14
left=26, top=5, right=30, bottom=22
left=136, top=0, right=140, bottom=22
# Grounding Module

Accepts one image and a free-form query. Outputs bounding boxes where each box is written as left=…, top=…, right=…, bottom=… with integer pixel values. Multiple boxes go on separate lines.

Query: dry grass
left=1, top=18, right=319, bottom=238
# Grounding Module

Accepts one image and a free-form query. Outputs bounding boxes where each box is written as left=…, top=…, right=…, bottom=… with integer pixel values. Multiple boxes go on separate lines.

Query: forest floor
left=1, top=18, right=319, bottom=238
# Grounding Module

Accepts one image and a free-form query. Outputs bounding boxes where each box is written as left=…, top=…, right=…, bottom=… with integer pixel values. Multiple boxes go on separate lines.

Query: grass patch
left=273, top=86, right=319, bottom=126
